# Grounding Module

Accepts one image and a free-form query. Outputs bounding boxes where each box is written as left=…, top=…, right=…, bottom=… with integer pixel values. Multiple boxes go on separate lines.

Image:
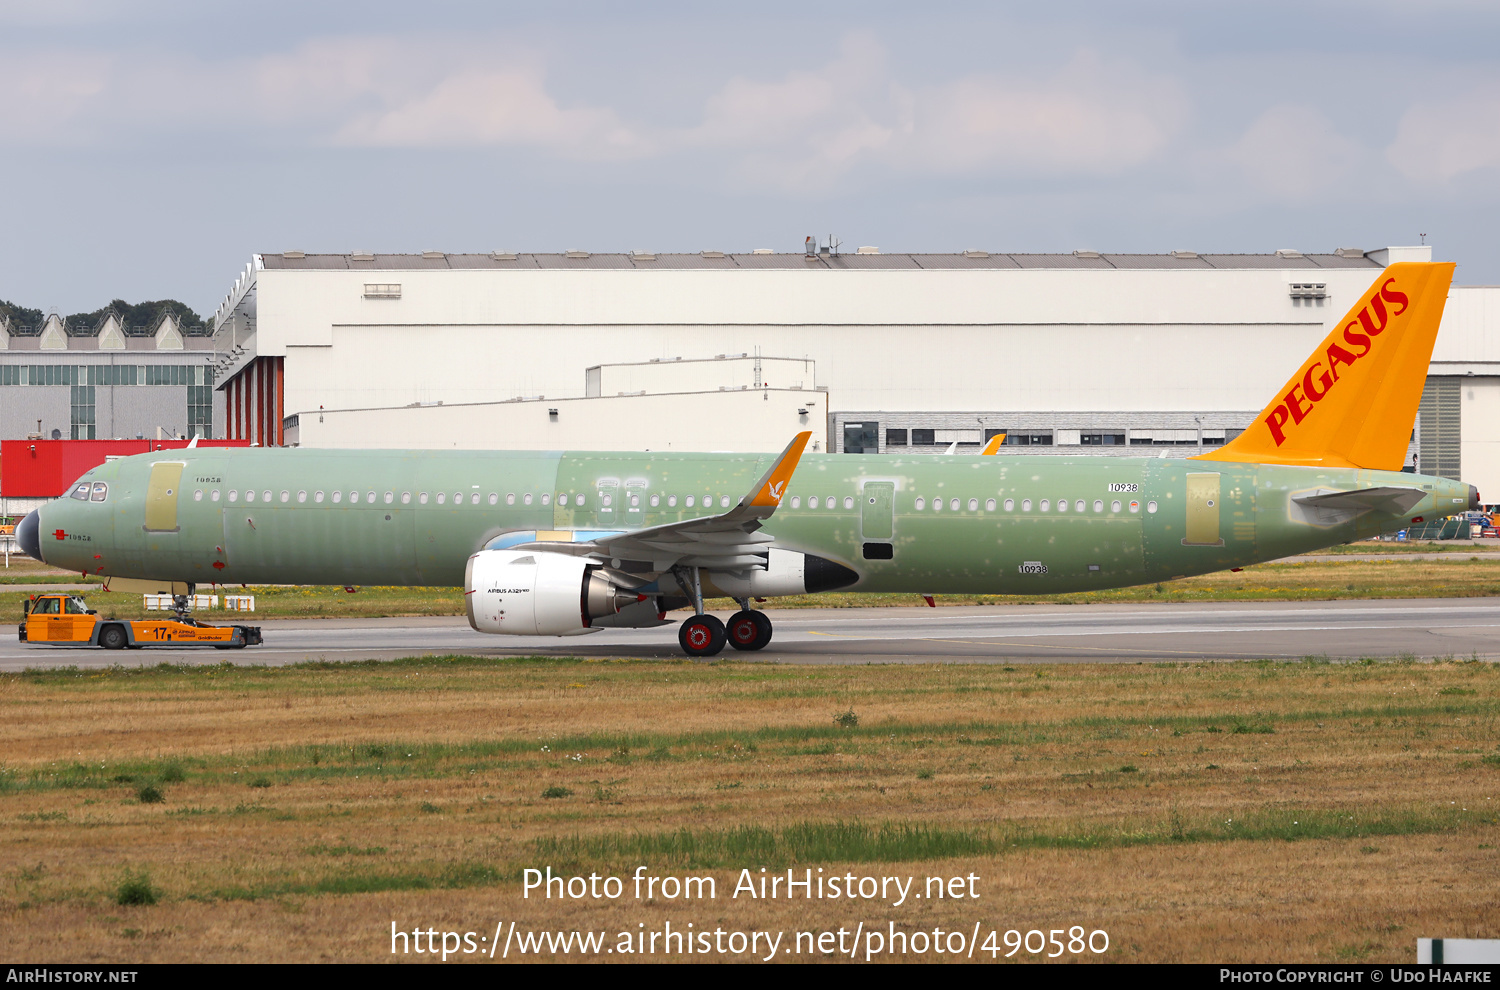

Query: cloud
left=679, top=40, right=1188, bottom=193
left=907, top=51, right=1189, bottom=177
left=331, top=65, right=649, bottom=158
left=1215, top=105, right=1367, bottom=199
left=1387, top=91, right=1500, bottom=183
left=0, top=28, right=1189, bottom=185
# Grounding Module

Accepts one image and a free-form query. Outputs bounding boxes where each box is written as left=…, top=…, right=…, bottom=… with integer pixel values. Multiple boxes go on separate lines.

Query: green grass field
left=2, top=654, right=1496, bottom=962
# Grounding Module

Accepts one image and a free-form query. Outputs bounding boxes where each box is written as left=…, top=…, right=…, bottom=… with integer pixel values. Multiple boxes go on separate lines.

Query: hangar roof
left=259, top=250, right=1383, bottom=271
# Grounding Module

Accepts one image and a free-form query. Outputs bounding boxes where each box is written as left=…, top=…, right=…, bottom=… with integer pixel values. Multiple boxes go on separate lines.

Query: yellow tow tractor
left=18, top=592, right=262, bottom=650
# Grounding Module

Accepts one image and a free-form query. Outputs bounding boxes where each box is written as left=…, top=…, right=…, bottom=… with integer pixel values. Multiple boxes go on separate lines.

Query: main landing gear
left=673, top=567, right=774, bottom=658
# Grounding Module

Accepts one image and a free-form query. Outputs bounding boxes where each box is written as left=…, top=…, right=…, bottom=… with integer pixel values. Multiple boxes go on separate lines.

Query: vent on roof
left=491, top=251, right=517, bottom=261
left=1335, top=247, right=1366, bottom=258
left=752, top=248, right=773, bottom=255
left=363, top=283, right=401, bottom=299
left=1171, top=250, right=1198, bottom=259
left=856, top=246, right=879, bottom=255
left=282, top=250, right=306, bottom=260
left=351, top=251, right=375, bottom=262
left=962, top=249, right=989, bottom=259
left=1289, top=282, right=1327, bottom=300
left=1276, top=248, right=1303, bottom=258
left=1073, top=249, right=1101, bottom=259
left=701, top=250, right=725, bottom=259
left=565, top=250, right=590, bottom=259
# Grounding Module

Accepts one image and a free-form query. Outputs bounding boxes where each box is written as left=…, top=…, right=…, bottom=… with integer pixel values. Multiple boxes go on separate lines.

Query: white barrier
left=224, top=595, right=256, bottom=612
left=143, top=594, right=220, bottom=610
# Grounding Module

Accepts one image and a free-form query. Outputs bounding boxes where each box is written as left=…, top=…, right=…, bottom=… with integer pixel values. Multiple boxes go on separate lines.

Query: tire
left=678, top=614, right=726, bottom=657
left=726, top=610, right=773, bottom=651
left=98, top=625, right=127, bottom=651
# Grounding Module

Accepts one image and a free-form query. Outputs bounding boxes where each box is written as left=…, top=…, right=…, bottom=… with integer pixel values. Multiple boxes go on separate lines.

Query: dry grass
left=1, top=655, right=1497, bottom=962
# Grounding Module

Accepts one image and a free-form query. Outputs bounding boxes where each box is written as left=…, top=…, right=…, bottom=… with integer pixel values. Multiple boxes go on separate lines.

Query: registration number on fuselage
left=1106, top=483, right=1139, bottom=493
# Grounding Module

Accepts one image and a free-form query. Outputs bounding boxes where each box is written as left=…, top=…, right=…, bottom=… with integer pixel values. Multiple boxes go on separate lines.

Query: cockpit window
left=69, top=483, right=91, bottom=500
left=90, top=483, right=108, bottom=502
left=64, top=596, right=90, bottom=614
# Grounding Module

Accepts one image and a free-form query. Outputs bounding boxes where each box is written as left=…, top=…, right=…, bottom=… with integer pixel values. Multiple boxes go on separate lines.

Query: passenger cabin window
left=332, top=491, right=343, bottom=503
left=914, top=497, right=924, bottom=510
left=194, top=489, right=203, bottom=502
left=435, top=493, right=445, bottom=504
left=244, top=490, right=255, bottom=503
left=315, top=491, right=324, bottom=503
left=262, top=490, right=272, bottom=503
left=228, top=490, right=239, bottom=502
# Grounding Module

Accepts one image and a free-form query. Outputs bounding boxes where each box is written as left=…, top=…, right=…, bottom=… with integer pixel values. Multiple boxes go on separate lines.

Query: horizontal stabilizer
left=1292, top=486, right=1425, bottom=516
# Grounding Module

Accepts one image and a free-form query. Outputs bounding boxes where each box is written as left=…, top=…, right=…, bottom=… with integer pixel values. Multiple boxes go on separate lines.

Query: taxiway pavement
left=1, top=597, right=1496, bottom=670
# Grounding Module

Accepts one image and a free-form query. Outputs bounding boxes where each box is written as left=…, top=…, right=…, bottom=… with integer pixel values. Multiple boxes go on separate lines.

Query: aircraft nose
left=16, top=509, right=42, bottom=562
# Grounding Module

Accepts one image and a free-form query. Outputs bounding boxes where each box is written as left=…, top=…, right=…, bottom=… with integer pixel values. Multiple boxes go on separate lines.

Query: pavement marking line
left=917, top=638, right=1298, bottom=657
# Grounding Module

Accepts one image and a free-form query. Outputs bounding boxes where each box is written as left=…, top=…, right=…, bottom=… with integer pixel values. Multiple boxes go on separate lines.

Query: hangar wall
left=210, top=246, right=1500, bottom=496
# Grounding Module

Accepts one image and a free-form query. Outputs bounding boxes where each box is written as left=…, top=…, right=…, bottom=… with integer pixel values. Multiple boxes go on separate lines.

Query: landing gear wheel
left=99, top=625, right=127, bottom=650
left=678, top=614, right=726, bottom=657
left=726, top=610, right=773, bottom=651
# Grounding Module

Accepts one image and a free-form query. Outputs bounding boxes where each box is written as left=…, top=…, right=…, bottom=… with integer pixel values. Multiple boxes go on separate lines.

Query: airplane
left=17, top=262, right=1478, bottom=657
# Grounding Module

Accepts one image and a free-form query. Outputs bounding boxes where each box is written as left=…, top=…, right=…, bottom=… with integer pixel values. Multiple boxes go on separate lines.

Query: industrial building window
left=911, top=429, right=935, bottom=446
left=1007, top=433, right=1053, bottom=446
left=984, top=429, right=1006, bottom=443
left=886, top=429, right=908, bottom=447
left=1419, top=377, right=1462, bottom=480
left=1081, top=433, right=1125, bottom=445
left=843, top=422, right=878, bottom=453
left=188, top=385, right=213, bottom=439
left=69, top=385, right=95, bottom=439
left=1129, top=436, right=1153, bottom=445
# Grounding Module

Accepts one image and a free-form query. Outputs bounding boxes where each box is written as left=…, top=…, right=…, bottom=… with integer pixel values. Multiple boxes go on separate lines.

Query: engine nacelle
left=465, top=549, right=643, bottom=636
left=703, top=548, right=860, bottom=598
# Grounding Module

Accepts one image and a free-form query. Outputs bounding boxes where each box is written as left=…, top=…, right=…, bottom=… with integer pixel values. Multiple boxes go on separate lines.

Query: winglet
left=980, top=433, right=1006, bottom=455
left=745, top=431, right=812, bottom=509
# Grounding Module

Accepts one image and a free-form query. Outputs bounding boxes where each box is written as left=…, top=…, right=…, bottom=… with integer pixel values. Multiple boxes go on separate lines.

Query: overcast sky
left=3, top=0, right=1499, bottom=316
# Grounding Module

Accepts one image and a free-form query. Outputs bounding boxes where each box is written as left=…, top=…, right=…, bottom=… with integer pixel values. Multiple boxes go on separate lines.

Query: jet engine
left=465, top=549, right=651, bottom=635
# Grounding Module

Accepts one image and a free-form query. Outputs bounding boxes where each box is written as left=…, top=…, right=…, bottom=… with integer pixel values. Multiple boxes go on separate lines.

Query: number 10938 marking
left=1107, top=483, right=1138, bottom=493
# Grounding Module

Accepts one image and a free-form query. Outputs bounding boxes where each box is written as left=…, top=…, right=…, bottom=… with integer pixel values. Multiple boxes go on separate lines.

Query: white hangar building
left=209, top=244, right=1500, bottom=497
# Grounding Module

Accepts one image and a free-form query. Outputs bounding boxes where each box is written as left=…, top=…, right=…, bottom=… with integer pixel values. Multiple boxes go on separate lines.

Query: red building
left=2, top=438, right=252, bottom=500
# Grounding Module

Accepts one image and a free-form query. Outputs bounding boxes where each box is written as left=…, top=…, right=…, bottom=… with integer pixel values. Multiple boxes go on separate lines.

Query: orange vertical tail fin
left=1193, top=262, right=1454, bottom=470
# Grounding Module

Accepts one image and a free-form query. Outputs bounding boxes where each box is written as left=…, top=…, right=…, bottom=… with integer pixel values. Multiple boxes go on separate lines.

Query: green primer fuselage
left=35, top=448, right=1470, bottom=593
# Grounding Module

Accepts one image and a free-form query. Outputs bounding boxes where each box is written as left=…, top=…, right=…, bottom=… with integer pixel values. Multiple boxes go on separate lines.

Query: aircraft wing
left=1291, top=486, right=1426, bottom=515
left=510, top=431, right=811, bottom=569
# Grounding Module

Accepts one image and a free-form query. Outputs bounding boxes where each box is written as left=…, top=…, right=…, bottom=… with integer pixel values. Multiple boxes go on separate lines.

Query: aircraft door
left=143, top=462, right=186, bottom=533
left=1183, top=473, right=1225, bottom=547
left=596, top=480, right=618, bottom=525
left=860, top=481, right=894, bottom=540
